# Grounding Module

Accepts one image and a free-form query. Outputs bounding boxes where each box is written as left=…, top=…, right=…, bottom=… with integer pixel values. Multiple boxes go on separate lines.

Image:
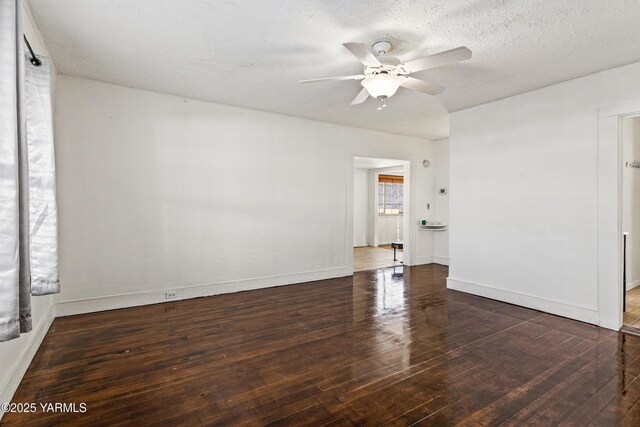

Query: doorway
left=352, top=156, right=408, bottom=272
left=622, top=116, right=640, bottom=331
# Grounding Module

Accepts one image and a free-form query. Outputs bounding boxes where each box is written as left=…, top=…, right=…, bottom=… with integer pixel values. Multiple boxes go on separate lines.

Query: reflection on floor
left=624, top=286, right=640, bottom=329
left=353, top=244, right=402, bottom=272
left=7, top=265, right=640, bottom=425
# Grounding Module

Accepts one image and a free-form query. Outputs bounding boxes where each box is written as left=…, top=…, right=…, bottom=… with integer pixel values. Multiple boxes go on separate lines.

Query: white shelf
left=418, top=222, right=447, bottom=231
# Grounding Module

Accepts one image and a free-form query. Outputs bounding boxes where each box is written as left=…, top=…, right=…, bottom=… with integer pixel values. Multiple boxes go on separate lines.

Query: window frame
left=378, top=175, right=404, bottom=216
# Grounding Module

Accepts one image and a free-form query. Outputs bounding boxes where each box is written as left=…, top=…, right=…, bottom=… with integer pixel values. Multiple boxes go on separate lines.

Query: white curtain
left=25, top=49, right=59, bottom=296
left=0, top=0, right=59, bottom=343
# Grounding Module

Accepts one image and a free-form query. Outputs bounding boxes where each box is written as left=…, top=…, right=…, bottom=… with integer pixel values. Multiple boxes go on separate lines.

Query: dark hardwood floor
left=624, top=286, right=640, bottom=329
left=4, top=264, right=640, bottom=426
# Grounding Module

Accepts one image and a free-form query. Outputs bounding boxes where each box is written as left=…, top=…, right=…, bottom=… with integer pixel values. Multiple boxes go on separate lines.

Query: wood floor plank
left=353, top=246, right=403, bottom=272
left=624, top=286, right=640, bottom=329
left=4, top=264, right=640, bottom=426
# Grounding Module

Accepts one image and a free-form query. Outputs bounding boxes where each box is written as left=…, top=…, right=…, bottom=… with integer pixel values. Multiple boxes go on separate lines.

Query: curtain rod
left=23, top=35, right=42, bottom=66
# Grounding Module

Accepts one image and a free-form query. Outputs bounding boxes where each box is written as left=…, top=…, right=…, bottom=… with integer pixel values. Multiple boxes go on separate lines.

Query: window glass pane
left=387, top=183, right=398, bottom=205
left=382, top=182, right=403, bottom=215
left=376, top=180, right=404, bottom=215
left=386, top=184, right=399, bottom=212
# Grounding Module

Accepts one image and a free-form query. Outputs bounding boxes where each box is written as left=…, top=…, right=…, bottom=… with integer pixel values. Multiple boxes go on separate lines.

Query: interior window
left=378, top=175, right=404, bottom=215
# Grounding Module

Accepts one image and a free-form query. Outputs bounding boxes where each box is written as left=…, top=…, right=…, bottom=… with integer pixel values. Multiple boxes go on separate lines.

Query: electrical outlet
left=165, top=292, right=177, bottom=300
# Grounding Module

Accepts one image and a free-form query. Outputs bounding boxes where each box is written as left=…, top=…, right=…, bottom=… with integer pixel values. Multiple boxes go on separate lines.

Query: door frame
left=598, top=100, right=640, bottom=330
left=347, top=151, right=415, bottom=274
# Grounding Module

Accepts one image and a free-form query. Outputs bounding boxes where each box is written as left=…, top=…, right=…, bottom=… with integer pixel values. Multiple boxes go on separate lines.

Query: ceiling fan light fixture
left=299, top=42, right=472, bottom=109
left=361, top=74, right=406, bottom=99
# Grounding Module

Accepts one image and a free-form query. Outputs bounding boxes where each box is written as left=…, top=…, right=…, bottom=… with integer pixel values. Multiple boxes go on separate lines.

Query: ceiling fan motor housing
left=298, top=41, right=472, bottom=107
left=372, top=41, right=392, bottom=55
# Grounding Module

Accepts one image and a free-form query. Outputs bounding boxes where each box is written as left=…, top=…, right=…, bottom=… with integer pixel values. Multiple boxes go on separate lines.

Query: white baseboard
left=627, top=279, right=640, bottom=291
left=410, top=256, right=449, bottom=266
left=411, top=256, right=434, bottom=266
left=447, top=278, right=600, bottom=326
left=56, top=267, right=352, bottom=316
left=434, top=256, right=450, bottom=266
left=0, top=303, right=55, bottom=418
left=2, top=267, right=352, bottom=416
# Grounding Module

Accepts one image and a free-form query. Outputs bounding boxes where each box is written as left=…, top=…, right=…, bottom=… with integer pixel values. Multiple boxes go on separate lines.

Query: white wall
left=448, top=59, right=640, bottom=328
left=433, top=139, right=449, bottom=264
left=623, top=117, right=640, bottom=290
left=54, top=75, right=439, bottom=314
left=353, top=168, right=368, bottom=247
left=377, top=215, right=403, bottom=245
left=1, top=1, right=56, bottom=415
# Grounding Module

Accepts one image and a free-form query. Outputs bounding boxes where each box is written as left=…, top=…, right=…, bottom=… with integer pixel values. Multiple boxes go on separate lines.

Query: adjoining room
left=353, top=157, right=407, bottom=272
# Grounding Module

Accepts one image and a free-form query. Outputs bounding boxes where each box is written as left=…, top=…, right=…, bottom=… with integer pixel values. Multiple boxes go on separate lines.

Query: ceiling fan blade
left=400, top=77, right=446, bottom=95
left=298, top=75, right=365, bottom=84
left=342, top=42, right=381, bottom=67
left=350, top=88, right=369, bottom=105
left=402, top=46, right=472, bottom=73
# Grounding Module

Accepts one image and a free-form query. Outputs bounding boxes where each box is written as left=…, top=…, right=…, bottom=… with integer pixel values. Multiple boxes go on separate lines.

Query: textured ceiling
left=27, top=0, right=640, bottom=139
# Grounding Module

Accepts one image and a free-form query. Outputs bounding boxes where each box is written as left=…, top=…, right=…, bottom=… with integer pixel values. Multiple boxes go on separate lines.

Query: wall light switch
left=439, top=188, right=448, bottom=195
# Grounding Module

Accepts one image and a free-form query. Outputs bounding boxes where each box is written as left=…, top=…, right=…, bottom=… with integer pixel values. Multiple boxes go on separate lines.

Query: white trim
left=596, top=102, right=640, bottom=331
left=627, top=279, right=640, bottom=291
left=447, top=278, right=601, bottom=327
left=433, top=256, right=450, bottom=266
left=413, top=256, right=449, bottom=266
left=55, top=267, right=351, bottom=316
left=412, top=256, right=435, bottom=265
left=349, top=150, right=416, bottom=269
left=0, top=303, right=55, bottom=418
left=599, top=98, right=640, bottom=118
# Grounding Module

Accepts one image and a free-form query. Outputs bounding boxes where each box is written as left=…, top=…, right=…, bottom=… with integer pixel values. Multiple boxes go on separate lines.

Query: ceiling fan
left=299, top=41, right=471, bottom=110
